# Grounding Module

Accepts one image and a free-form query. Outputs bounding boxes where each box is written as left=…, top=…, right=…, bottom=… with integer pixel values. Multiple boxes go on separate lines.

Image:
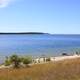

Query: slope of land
left=0, top=58, right=80, bottom=80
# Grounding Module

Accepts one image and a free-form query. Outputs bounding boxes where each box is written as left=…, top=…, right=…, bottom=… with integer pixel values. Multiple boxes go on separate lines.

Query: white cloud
left=0, top=0, right=14, bottom=8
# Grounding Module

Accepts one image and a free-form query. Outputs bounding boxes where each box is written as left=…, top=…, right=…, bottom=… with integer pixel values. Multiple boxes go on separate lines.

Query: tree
left=22, top=56, right=32, bottom=67
left=10, top=54, right=21, bottom=68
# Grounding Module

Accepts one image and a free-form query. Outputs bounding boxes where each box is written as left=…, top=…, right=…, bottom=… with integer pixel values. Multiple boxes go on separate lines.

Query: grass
left=0, top=58, right=80, bottom=80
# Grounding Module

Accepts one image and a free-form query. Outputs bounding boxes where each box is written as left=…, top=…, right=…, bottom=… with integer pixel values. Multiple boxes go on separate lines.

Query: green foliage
left=22, top=56, right=32, bottom=65
left=4, top=54, right=32, bottom=68
left=10, top=54, right=21, bottom=68
left=5, top=57, right=11, bottom=66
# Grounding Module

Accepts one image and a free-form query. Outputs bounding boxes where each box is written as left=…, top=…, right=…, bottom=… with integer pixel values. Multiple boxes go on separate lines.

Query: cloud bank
left=0, top=0, right=14, bottom=8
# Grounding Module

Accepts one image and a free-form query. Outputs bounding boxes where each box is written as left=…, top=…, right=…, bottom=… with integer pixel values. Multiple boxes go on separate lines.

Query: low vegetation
left=4, top=54, right=32, bottom=68
left=0, top=57, right=80, bottom=80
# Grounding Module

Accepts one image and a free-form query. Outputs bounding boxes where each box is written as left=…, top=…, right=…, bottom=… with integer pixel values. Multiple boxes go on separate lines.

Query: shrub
left=62, top=53, right=68, bottom=56
left=5, top=57, right=11, bottom=66
left=10, top=54, right=21, bottom=68
left=22, top=56, right=32, bottom=66
left=46, top=58, right=51, bottom=62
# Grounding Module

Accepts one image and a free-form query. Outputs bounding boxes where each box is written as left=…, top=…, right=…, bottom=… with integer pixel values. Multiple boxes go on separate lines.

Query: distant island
left=0, top=32, right=49, bottom=35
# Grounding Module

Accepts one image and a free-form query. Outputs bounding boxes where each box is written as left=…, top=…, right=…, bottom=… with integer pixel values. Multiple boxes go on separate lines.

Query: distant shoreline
left=0, top=32, right=80, bottom=35
left=0, top=32, right=47, bottom=35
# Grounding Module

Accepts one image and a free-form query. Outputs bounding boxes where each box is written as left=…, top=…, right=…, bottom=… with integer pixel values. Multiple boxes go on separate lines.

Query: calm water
left=0, top=34, right=80, bottom=61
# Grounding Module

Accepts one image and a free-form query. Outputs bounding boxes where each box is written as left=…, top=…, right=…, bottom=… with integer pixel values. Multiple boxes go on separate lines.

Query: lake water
left=0, top=34, right=80, bottom=62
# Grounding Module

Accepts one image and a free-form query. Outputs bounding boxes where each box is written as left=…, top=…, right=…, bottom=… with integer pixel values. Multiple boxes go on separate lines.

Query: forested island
left=0, top=32, right=49, bottom=35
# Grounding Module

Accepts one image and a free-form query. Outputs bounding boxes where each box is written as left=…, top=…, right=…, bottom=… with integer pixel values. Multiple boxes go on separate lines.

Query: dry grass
left=0, top=58, right=80, bottom=80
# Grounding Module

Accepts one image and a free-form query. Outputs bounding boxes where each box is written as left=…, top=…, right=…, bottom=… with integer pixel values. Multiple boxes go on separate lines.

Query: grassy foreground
left=0, top=58, right=80, bottom=80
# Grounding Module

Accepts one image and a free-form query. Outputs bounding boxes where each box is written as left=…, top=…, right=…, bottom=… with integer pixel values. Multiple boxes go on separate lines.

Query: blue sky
left=0, top=0, right=80, bottom=34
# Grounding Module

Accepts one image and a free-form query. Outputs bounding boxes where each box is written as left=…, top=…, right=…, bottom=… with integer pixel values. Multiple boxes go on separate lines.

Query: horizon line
left=0, top=32, right=80, bottom=35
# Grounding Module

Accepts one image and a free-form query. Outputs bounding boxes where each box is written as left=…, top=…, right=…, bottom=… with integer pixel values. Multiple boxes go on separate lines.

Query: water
left=0, top=34, right=80, bottom=62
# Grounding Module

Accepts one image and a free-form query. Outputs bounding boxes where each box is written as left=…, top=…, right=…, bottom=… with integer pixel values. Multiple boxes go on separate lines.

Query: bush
left=4, top=55, right=32, bottom=68
left=62, top=53, right=68, bottom=56
left=22, top=56, right=32, bottom=66
left=46, top=58, right=51, bottom=62
left=10, top=54, right=21, bottom=68
left=5, top=57, right=11, bottom=66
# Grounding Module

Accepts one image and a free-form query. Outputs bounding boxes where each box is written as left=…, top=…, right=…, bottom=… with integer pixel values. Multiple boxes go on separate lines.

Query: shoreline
left=0, top=54, right=80, bottom=69
left=53, top=54, right=80, bottom=61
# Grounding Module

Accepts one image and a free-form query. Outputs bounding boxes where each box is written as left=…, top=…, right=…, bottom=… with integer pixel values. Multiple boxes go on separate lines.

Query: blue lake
left=0, top=34, right=80, bottom=61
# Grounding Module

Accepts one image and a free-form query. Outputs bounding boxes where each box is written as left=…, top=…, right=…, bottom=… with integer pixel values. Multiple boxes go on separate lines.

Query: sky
left=0, top=0, right=80, bottom=34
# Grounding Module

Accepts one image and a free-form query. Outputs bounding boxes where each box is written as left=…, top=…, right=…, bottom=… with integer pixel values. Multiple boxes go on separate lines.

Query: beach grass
left=0, top=58, right=80, bottom=80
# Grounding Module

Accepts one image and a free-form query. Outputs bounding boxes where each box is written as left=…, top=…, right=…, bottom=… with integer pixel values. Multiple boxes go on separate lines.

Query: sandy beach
left=54, top=55, right=80, bottom=61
